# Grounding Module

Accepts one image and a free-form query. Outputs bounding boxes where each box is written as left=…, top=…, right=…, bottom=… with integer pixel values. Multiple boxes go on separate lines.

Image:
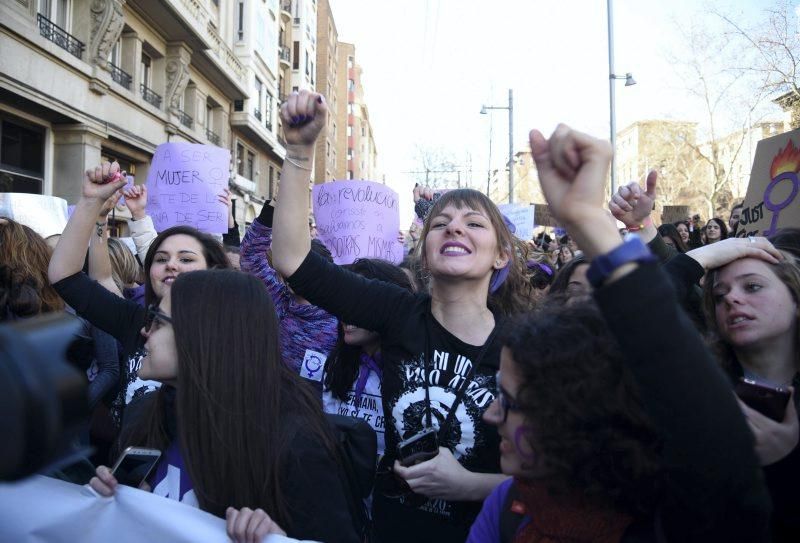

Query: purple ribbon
left=354, top=352, right=382, bottom=404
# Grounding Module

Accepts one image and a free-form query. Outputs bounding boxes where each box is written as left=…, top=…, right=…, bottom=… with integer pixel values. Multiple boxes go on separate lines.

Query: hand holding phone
left=398, top=428, right=439, bottom=467
left=110, top=446, right=161, bottom=488
left=735, top=378, right=792, bottom=422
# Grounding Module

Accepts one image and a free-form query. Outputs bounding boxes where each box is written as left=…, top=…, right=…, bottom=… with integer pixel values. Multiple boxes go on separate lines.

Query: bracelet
left=626, top=217, right=653, bottom=232
left=95, top=221, right=107, bottom=238
left=284, top=156, right=312, bottom=171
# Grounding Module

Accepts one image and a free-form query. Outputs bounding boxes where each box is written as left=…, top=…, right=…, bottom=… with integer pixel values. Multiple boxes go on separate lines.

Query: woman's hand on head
left=226, top=507, right=286, bottom=543
left=89, top=465, right=118, bottom=497
left=279, top=90, right=327, bottom=147
left=83, top=162, right=128, bottom=202
left=609, top=172, right=657, bottom=227
left=738, top=389, right=799, bottom=466
left=686, top=237, right=782, bottom=270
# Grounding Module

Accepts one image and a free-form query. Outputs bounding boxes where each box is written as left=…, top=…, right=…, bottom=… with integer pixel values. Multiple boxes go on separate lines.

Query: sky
left=327, top=0, right=783, bottom=219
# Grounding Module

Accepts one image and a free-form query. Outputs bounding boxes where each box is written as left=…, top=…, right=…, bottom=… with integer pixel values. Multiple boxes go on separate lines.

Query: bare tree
left=410, top=144, right=461, bottom=189
left=716, top=1, right=800, bottom=127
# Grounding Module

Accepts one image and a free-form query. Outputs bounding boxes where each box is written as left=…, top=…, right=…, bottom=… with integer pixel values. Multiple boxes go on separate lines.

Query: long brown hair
left=107, top=237, right=143, bottom=291
left=0, top=217, right=64, bottom=318
left=123, top=270, right=337, bottom=527
left=414, top=189, right=533, bottom=315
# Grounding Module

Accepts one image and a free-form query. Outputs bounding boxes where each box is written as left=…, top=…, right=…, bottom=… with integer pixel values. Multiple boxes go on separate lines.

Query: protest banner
left=0, top=193, right=68, bottom=238
left=738, top=128, right=800, bottom=237
left=146, top=143, right=230, bottom=234
left=312, top=180, right=403, bottom=265
left=499, top=203, right=535, bottom=241
left=532, top=203, right=557, bottom=227
left=0, top=475, right=315, bottom=543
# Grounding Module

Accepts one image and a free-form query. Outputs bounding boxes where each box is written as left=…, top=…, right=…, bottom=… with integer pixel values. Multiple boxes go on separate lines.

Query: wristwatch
left=586, top=234, right=656, bottom=288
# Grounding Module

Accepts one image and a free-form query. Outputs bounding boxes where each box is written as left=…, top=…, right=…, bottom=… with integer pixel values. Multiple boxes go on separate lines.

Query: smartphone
left=735, top=378, right=792, bottom=422
left=111, top=447, right=162, bottom=487
left=398, top=428, right=439, bottom=467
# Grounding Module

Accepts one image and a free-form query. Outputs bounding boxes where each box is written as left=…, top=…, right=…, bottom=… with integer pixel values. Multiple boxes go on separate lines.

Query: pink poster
left=312, top=180, right=403, bottom=265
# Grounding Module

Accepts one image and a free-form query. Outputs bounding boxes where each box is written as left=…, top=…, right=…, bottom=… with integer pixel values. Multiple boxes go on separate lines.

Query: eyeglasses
left=145, top=303, right=172, bottom=332
left=496, top=371, right=520, bottom=424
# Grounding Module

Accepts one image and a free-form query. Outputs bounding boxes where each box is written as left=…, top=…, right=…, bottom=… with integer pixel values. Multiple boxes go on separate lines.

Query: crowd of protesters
left=0, top=89, right=797, bottom=543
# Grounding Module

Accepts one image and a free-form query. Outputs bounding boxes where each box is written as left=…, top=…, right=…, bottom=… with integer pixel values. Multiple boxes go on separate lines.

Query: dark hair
left=502, top=302, right=661, bottom=514
left=0, top=218, right=64, bottom=319
left=143, top=226, right=231, bottom=307
left=657, top=223, right=688, bottom=253
left=124, top=270, right=337, bottom=527
left=769, top=227, right=800, bottom=259
left=414, top=188, right=533, bottom=315
left=325, top=259, right=413, bottom=400
left=223, top=244, right=240, bottom=255
left=705, top=218, right=729, bottom=242
left=526, top=256, right=555, bottom=291
left=399, top=254, right=426, bottom=293
left=547, top=255, right=588, bottom=298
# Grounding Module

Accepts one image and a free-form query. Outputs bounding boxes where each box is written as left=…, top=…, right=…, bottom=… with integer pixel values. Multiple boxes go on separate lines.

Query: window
left=206, top=103, right=213, bottom=129
left=107, top=39, right=120, bottom=66
left=310, top=60, right=315, bottom=85
left=246, top=151, right=255, bottom=180
left=0, top=117, right=45, bottom=194
left=305, top=51, right=309, bottom=75
left=254, top=77, right=263, bottom=117
left=265, top=90, right=274, bottom=130
left=326, top=141, right=330, bottom=157
left=38, top=0, right=69, bottom=28
left=237, top=0, right=244, bottom=40
left=346, top=126, right=352, bottom=137
left=141, top=53, right=152, bottom=87
left=237, top=143, right=245, bottom=175
left=347, top=170, right=353, bottom=180
left=292, top=41, right=299, bottom=69
left=347, top=56, right=353, bottom=69
left=348, top=79, right=354, bottom=91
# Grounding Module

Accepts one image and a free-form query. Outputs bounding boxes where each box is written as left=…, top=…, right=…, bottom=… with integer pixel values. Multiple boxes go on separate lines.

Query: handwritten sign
left=312, top=180, right=402, bottom=265
left=0, top=193, right=68, bottom=238
left=499, top=204, right=535, bottom=241
left=739, top=129, right=800, bottom=237
left=145, top=143, right=230, bottom=234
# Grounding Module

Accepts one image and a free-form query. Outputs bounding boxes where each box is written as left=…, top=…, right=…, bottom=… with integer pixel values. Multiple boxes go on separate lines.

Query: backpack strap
left=499, top=481, right=528, bottom=543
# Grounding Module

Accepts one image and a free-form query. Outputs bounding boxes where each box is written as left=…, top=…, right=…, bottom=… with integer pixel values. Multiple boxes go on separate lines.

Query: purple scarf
left=354, top=352, right=382, bottom=403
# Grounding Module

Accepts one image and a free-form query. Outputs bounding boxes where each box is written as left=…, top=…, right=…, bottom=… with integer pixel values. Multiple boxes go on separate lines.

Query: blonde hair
left=107, top=237, right=143, bottom=292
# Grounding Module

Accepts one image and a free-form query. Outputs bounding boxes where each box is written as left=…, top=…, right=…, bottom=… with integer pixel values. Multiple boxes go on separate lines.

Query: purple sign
left=312, top=180, right=403, bottom=265
left=145, top=143, right=230, bottom=234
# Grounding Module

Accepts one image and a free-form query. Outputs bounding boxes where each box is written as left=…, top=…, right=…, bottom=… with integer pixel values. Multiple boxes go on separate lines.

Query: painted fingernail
left=317, top=96, right=323, bottom=104
left=299, top=115, right=308, bottom=123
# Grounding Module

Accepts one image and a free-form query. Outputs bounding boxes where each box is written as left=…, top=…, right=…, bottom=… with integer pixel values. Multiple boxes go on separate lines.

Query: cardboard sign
left=661, top=205, right=691, bottom=226
left=738, top=129, right=800, bottom=237
left=0, top=193, right=68, bottom=238
left=532, top=203, right=557, bottom=227
left=312, top=180, right=403, bottom=265
left=145, top=143, right=230, bottom=234
left=499, top=204, right=535, bottom=241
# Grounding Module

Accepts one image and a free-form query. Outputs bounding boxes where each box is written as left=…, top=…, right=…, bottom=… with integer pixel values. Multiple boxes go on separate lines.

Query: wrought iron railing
left=279, top=46, right=291, bottom=64
left=140, top=84, right=162, bottom=109
left=37, top=14, right=84, bottom=59
left=178, top=110, right=194, bottom=128
left=108, top=62, right=132, bottom=90
left=206, top=129, right=221, bottom=146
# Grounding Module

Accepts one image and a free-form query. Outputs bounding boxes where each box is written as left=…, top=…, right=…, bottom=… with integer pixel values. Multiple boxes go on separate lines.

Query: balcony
left=280, top=0, right=292, bottom=21
left=108, top=62, right=132, bottom=90
left=140, top=84, right=162, bottom=109
left=206, top=128, right=221, bottom=146
left=178, top=110, right=194, bottom=128
left=37, top=13, right=84, bottom=60
left=232, top=173, right=256, bottom=194
left=253, top=108, right=262, bottom=121
left=279, top=46, right=291, bottom=68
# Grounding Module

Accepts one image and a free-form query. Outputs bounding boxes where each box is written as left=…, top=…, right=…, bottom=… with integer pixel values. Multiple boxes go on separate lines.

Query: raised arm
left=88, top=191, right=124, bottom=297
left=123, top=185, right=157, bottom=263
left=272, top=90, right=328, bottom=278
left=49, top=162, right=128, bottom=284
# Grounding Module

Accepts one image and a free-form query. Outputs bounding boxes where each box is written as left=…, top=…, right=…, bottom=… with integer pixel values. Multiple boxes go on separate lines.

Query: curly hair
left=414, top=189, right=535, bottom=315
left=0, top=218, right=64, bottom=319
left=502, top=301, right=662, bottom=515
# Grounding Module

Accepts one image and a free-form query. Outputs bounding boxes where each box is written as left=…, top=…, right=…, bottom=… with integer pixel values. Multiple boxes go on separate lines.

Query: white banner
left=0, top=476, right=316, bottom=543
left=0, top=193, right=68, bottom=238
left=499, top=203, right=535, bottom=241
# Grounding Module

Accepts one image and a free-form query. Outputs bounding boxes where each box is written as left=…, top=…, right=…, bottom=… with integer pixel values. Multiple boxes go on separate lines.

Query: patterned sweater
left=240, top=218, right=338, bottom=393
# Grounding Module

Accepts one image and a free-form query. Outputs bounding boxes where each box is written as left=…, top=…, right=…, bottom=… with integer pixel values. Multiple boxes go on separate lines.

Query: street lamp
left=607, top=0, right=636, bottom=195
left=480, top=89, right=514, bottom=203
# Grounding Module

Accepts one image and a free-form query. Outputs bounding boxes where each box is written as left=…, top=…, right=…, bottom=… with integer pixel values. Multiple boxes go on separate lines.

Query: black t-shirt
left=288, top=251, right=502, bottom=543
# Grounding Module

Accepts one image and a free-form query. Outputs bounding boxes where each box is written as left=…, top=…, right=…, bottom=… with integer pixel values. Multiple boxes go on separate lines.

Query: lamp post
left=481, top=89, right=514, bottom=203
left=607, top=0, right=636, bottom=195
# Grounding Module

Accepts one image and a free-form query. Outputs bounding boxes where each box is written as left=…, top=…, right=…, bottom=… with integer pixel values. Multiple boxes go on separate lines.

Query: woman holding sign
left=48, top=163, right=231, bottom=426
left=271, top=90, right=529, bottom=543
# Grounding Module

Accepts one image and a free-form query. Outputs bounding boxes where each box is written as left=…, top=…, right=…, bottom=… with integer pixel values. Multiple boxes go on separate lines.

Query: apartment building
left=288, top=0, right=316, bottom=93
left=335, top=42, right=378, bottom=181
left=0, top=0, right=292, bottom=230
left=312, top=0, right=339, bottom=184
